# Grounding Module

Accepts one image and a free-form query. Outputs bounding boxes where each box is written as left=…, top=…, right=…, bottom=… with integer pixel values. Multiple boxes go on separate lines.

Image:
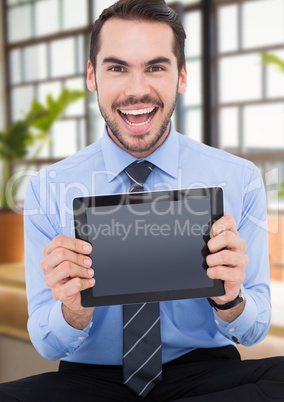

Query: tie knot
left=124, top=161, right=155, bottom=192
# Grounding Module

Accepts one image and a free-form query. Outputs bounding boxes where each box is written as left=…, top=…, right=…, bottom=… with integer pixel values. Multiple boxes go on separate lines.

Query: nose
left=124, top=71, right=151, bottom=99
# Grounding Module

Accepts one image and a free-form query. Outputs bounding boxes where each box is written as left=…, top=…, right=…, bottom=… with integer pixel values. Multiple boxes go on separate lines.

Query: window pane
left=184, top=11, right=201, bottom=57
left=185, top=109, right=202, bottom=142
left=88, top=91, right=104, bottom=142
left=63, top=0, right=88, bottom=30
left=11, top=86, right=34, bottom=120
left=93, top=0, right=115, bottom=19
left=266, top=50, right=284, bottom=98
left=26, top=137, right=50, bottom=159
left=23, top=44, right=47, bottom=82
left=266, top=163, right=284, bottom=211
left=9, top=49, right=22, bottom=84
left=185, top=60, right=202, bottom=106
left=8, top=4, right=32, bottom=43
left=50, top=38, right=76, bottom=77
left=37, top=81, right=62, bottom=105
left=244, top=103, right=284, bottom=149
left=77, top=35, right=85, bottom=74
left=35, top=0, right=59, bottom=37
left=219, top=54, right=262, bottom=103
left=219, top=107, right=239, bottom=148
left=79, top=119, right=87, bottom=149
left=52, top=120, right=78, bottom=157
left=218, top=5, right=238, bottom=53
left=33, top=141, right=50, bottom=159
left=182, top=0, right=200, bottom=4
left=64, top=78, right=86, bottom=116
left=243, top=0, right=284, bottom=49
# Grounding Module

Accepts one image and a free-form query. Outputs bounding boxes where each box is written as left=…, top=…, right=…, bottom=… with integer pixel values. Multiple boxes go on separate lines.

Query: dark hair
left=89, top=0, right=186, bottom=73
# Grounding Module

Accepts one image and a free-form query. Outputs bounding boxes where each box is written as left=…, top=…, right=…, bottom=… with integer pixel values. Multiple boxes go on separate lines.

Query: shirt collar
left=102, top=122, right=179, bottom=182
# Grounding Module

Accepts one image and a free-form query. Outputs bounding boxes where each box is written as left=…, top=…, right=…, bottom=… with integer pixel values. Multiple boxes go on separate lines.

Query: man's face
left=87, top=18, right=187, bottom=158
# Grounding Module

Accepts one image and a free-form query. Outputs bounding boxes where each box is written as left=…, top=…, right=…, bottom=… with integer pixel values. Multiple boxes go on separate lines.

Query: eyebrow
left=102, top=57, right=130, bottom=67
left=102, top=57, right=172, bottom=67
left=145, top=57, right=172, bottom=67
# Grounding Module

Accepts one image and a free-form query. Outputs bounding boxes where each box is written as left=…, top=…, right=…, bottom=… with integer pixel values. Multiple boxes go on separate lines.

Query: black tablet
left=73, top=187, right=224, bottom=307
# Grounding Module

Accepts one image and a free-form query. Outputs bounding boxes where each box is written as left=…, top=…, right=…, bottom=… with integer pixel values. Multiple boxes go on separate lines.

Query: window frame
left=2, top=0, right=94, bottom=167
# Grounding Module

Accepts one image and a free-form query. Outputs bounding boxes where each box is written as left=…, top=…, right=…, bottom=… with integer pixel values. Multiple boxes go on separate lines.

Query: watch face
left=239, top=285, right=246, bottom=301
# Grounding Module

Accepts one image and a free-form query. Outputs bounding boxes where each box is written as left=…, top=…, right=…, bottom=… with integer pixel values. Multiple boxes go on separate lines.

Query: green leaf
left=1, top=88, right=86, bottom=207
left=261, top=53, right=284, bottom=73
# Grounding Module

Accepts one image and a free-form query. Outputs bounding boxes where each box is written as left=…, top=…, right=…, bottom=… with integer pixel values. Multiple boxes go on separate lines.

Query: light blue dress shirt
left=24, top=123, right=271, bottom=364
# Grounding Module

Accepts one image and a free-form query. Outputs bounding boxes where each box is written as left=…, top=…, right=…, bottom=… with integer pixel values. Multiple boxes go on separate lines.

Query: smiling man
left=87, top=18, right=186, bottom=157
left=1, top=0, right=284, bottom=401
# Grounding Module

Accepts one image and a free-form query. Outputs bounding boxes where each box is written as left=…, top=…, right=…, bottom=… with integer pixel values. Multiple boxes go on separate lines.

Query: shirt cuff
left=49, top=301, right=93, bottom=351
left=212, top=292, right=258, bottom=345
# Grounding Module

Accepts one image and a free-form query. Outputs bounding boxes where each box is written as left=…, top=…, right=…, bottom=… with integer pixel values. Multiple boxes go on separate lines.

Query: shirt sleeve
left=211, top=163, right=271, bottom=346
left=24, top=174, right=93, bottom=360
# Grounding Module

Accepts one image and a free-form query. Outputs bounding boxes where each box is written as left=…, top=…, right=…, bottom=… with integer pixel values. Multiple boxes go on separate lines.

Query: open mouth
left=118, top=107, right=157, bottom=127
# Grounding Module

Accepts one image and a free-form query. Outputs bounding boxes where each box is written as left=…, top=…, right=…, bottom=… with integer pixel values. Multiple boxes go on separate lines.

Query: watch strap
left=208, top=286, right=245, bottom=311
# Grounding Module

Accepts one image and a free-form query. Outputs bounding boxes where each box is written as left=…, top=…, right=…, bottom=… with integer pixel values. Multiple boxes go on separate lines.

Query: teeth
left=119, top=107, right=155, bottom=116
left=125, top=116, right=153, bottom=127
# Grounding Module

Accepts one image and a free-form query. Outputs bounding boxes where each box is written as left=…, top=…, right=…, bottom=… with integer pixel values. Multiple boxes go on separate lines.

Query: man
left=0, top=0, right=283, bottom=401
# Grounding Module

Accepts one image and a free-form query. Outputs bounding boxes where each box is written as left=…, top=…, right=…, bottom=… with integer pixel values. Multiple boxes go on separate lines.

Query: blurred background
left=1, top=0, right=284, bottom=382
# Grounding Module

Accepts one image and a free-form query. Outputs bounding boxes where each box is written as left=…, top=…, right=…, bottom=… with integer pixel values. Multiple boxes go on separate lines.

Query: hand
left=40, top=235, right=95, bottom=328
left=206, top=215, right=248, bottom=310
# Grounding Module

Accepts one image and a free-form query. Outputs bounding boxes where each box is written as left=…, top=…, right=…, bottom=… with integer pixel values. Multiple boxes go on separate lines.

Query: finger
left=206, top=249, right=249, bottom=270
left=207, top=230, right=247, bottom=254
left=211, top=215, right=238, bottom=238
left=43, top=235, right=92, bottom=257
left=207, top=264, right=245, bottom=283
left=44, top=261, right=94, bottom=288
left=207, top=266, right=245, bottom=300
left=41, top=247, right=92, bottom=275
left=52, top=277, right=95, bottom=302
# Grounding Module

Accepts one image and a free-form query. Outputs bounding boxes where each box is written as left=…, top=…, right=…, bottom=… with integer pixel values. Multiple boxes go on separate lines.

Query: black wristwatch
left=208, top=285, right=246, bottom=311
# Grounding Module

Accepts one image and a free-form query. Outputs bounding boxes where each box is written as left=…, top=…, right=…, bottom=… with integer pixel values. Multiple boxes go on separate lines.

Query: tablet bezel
left=73, top=187, right=224, bottom=307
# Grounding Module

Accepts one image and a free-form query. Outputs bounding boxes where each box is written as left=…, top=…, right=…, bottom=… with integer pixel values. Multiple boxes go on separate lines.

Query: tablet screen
left=73, top=188, right=224, bottom=307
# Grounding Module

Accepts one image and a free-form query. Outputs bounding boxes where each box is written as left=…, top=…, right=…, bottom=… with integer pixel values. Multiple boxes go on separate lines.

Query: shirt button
left=228, top=328, right=235, bottom=333
left=214, top=319, right=220, bottom=325
left=90, top=322, right=93, bottom=328
left=78, top=336, right=85, bottom=341
left=66, top=352, right=70, bottom=356
left=232, top=336, right=240, bottom=344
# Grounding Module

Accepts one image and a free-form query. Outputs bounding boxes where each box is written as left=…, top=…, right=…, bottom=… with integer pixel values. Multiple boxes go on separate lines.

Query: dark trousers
left=0, top=346, right=284, bottom=401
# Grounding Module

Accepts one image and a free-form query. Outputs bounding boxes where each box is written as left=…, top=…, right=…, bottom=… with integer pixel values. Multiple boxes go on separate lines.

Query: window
left=3, top=0, right=90, bottom=169
left=167, top=0, right=203, bottom=142
left=183, top=7, right=203, bottom=142
left=3, top=0, right=283, bottom=198
left=213, top=0, right=284, bottom=331
left=213, top=0, right=284, bottom=212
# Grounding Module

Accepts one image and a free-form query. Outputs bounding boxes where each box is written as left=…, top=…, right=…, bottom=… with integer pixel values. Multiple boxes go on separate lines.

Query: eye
left=149, top=66, right=164, bottom=72
left=110, top=66, right=125, bottom=73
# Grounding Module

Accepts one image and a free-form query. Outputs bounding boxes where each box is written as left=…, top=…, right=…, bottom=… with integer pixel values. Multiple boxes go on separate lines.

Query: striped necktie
left=123, top=161, right=162, bottom=398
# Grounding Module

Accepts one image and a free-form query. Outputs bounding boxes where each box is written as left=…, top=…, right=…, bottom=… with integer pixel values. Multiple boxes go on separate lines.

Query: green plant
left=0, top=88, right=86, bottom=209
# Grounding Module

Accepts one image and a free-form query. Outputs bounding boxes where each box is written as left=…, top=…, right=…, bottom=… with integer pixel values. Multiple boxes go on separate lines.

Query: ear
left=86, top=60, right=97, bottom=92
left=177, top=64, right=187, bottom=94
